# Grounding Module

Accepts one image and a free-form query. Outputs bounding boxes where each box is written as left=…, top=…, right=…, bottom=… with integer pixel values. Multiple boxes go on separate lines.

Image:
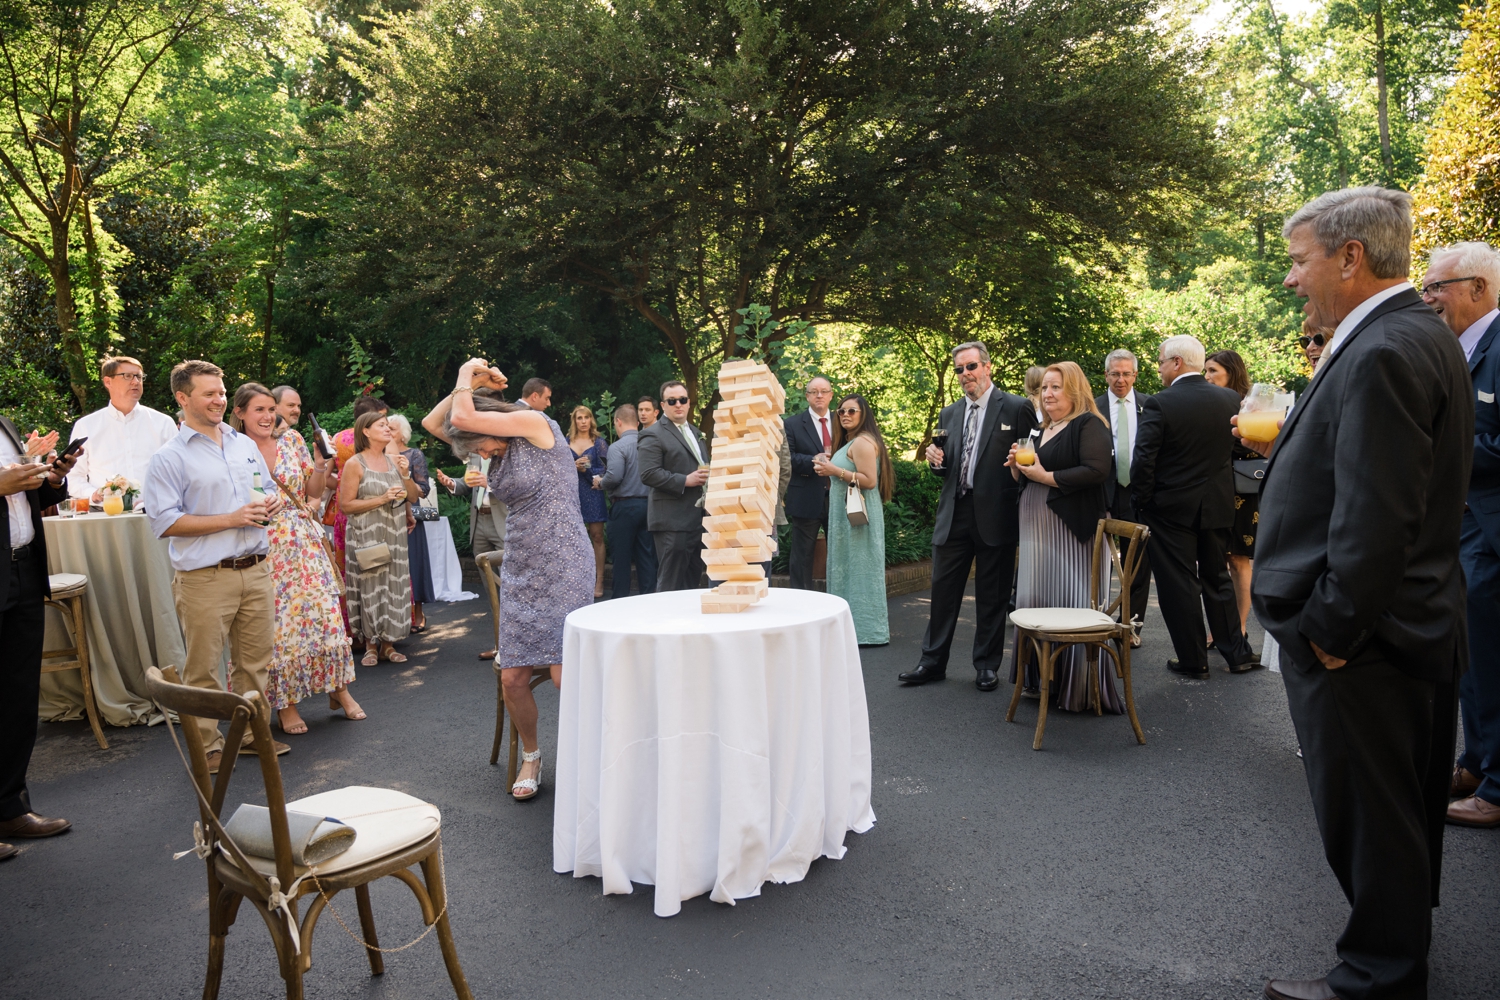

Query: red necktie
left=819, top=416, right=831, bottom=450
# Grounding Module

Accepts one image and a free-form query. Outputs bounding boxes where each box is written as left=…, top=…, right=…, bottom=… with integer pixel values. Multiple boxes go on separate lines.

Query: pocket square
left=1481, top=390, right=1495, bottom=404
left=1001, top=424, right=1011, bottom=431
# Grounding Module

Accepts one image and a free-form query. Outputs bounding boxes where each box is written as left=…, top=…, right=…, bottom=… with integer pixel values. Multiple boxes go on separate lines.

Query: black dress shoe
left=1264, top=978, right=1337, bottom=1000
left=1166, top=658, right=1209, bottom=680
left=0, top=842, right=18, bottom=861
left=1227, top=655, right=1262, bottom=674
left=898, top=664, right=946, bottom=685
left=0, top=813, right=71, bottom=838
left=975, top=668, right=999, bottom=692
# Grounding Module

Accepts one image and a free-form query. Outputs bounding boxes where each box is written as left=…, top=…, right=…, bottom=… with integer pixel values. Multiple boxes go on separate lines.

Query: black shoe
left=898, top=664, right=946, bottom=685
left=1264, top=978, right=1336, bottom=1000
left=1227, top=655, right=1262, bottom=674
left=975, top=668, right=999, bottom=692
left=1167, top=658, right=1209, bottom=680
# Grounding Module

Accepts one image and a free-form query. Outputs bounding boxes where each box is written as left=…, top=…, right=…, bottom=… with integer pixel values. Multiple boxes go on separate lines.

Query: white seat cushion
left=1009, top=607, right=1116, bottom=633
left=49, top=573, right=87, bottom=596
left=225, top=786, right=440, bottom=877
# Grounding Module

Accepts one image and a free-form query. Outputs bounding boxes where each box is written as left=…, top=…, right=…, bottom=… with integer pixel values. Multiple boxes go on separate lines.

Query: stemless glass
left=1239, top=383, right=1292, bottom=444
left=1015, top=430, right=1038, bottom=466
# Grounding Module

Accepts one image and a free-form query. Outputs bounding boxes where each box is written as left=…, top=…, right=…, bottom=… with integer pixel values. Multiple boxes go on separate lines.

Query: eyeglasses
left=805, top=387, right=832, bottom=396
left=954, top=361, right=984, bottom=375
left=837, top=407, right=861, bottom=416
left=663, top=396, right=689, bottom=406
left=1105, top=370, right=1135, bottom=380
left=1420, top=276, right=1477, bottom=297
left=1299, top=333, right=1327, bottom=349
left=107, top=373, right=145, bottom=383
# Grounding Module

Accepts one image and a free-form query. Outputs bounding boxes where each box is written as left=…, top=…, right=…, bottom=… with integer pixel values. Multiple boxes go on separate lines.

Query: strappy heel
left=512, top=748, right=543, bottom=801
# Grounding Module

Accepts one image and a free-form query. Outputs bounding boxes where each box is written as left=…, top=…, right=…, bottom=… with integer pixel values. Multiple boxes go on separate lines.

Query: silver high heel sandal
left=512, top=747, right=543, bottom=801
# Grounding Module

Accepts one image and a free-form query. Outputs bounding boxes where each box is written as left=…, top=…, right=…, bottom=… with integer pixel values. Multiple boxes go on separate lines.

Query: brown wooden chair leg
left=1033, top=640, right=1054, bottom=750
left=508, top=720, right=521, bottom=788
left=204, top=889, right=237, bottom=1000
left=489, top=668, right=505, bottom=766
left=421, top=845, right=475, bottom=1000
left=1118, top=640, right=1146, bottom=744
left=70, top=595, right=108, bottom=749
left=1087, top=644, right=1102, bottom=716
left=354, top=883, right=385, bottom=975
left=1005, top=631, right=1029, bottom=723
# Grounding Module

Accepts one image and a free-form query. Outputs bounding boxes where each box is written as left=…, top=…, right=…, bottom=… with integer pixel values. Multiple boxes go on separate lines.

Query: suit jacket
left=930, top=386, right=1035, bottom=547
left=638, top=418, right=711, bottom=532
left=1466, top=313, right=1500, bottom=555
left=1253, top=289, right=1473, bottom=680
left=1130, top=374, right=1239, bottom=529
left=1, top=415, right=67, bottom=606
left=1095, top=390, right=1152, bottom=511
left=784, top=408, right=831, bottom=521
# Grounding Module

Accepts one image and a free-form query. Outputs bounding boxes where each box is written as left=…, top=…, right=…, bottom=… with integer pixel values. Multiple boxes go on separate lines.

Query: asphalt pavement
left=3, top=581, right=1497, bottom=1000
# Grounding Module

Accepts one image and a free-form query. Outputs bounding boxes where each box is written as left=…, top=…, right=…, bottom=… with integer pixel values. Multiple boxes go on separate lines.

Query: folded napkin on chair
left=221, top=804, right=357, bottom=867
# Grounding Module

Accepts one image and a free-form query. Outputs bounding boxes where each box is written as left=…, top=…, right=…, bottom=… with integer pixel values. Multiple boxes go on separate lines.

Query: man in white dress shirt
left=66, top=356, right=178, bottom=501
left=1094, top=349, right=1154, bottom=636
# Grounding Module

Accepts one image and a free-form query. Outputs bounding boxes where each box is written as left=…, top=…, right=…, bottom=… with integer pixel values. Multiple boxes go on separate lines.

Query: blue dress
left=573, top=436, right=609, bottom=524
left=488, top=417, right=595, bottom=668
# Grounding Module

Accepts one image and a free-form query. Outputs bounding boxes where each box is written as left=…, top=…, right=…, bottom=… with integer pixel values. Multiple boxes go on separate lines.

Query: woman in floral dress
left=232, top=384, right=364, bottom=734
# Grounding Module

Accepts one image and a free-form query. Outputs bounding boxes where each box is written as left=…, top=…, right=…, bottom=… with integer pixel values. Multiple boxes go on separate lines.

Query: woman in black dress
left=1205, top=350, right=1256, bottom=647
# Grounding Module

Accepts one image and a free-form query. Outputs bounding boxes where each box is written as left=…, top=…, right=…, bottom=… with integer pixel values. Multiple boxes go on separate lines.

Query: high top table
left=553, top=588, right=875, bottom=917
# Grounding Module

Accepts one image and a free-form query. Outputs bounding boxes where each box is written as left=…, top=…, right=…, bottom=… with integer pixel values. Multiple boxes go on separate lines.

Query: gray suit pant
left=472, top=507, right=504, bottom=558
left=654, top=530, right=704, bottom=592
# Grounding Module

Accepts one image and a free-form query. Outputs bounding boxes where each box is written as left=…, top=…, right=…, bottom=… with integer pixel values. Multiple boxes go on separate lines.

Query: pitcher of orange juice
left=1239, top=384, right=1293, bottom=444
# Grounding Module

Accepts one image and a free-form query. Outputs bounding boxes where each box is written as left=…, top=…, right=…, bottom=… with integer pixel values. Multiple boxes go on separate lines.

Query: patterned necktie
left=1116, top=397, right=1131, bottom=487
left=960, top=401, right=981, bottom=489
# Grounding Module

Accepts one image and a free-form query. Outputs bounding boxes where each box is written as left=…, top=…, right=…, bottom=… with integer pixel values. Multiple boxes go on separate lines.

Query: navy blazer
left=784, top=408, right=831, bottom=521
left=1466, top=312, right=1500, bottom=553
left=0, top=415, right=67, bottom=606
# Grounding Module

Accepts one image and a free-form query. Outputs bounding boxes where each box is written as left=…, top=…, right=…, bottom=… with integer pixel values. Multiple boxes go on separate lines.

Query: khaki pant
left=172, top=561, right=275, bottom=753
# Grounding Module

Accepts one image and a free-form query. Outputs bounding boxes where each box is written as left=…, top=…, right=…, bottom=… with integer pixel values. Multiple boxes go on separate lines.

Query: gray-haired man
left=1094, top=349, right=1152, bottom=637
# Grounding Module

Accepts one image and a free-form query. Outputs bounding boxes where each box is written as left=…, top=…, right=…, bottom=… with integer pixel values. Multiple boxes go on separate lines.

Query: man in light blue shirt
left=143, top=360, right=286, bottom=770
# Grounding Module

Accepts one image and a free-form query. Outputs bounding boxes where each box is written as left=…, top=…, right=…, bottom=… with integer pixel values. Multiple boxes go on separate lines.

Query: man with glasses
left=1422, top=241, right=1500, bottom=830
left=785, top=377, right=836, bottom=589
left=901, top=342, right=1034, bottom=691
left=1094, top=349, right=1153, bottom=639
left=65, top=356, right=178, bottom=502
left=638, top=380, right=711, bottom=591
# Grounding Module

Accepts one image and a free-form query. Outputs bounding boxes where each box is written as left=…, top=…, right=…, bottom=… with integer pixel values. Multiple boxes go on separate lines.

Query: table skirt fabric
left=422, top=518, right=477, bottom=603
left=554, top=589, right=875, bottom=917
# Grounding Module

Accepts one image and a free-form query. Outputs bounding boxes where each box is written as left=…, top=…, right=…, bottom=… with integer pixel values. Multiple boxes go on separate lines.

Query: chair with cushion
left=1005, top=518, right=1149, bottom=750
left=43, top=572, right=107, bottom=750
left=143, top=666, right=473, bottom=1000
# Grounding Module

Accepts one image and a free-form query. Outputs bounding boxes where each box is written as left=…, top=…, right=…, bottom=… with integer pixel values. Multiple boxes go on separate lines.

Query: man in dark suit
left=1095, top=348, right=1153, bottom=636
left=900, top=342, right=1034, bottom=691
left=1131, top=334, right=1255, bottom=677
left=1, top=416, right=80, bottom=860
left=784, top=377, right=835, bottom=589
left=1252, top=187, right=1472, bottom=1000
left=638, top=379, right=711, bottom=591
left=1421, top=240, right=1500, bottom=829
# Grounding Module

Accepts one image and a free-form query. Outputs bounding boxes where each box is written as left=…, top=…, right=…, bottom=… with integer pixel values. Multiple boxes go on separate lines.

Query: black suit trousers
left=654, top=530, right=704, bottom=592
left=0, top=546, right=46, bottom=821
left=1281, top=651, right=1456, bottom=1000
left=919, top=494, right=1015, bottom=673
left=1141, top=512, right=1248, bottom=669
left=1109, top=489, right=1152, bottom=630
left=788, top=507, right=828, bottom=590
left=1458, top=510, right=1500, bottom=805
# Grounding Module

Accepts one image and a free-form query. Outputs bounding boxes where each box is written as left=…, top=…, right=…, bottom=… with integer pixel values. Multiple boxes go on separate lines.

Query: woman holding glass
left=387, top=414, right=435, bottom=632
left=1005, top=361, right=1122, bottom=712
left=1205, top=349, right=1257, bottom=646
left=341, top=411, right=419, bottom=665
left=813, top=394, right=893, bottom=645
left=566, top=405, right=610, bottom=599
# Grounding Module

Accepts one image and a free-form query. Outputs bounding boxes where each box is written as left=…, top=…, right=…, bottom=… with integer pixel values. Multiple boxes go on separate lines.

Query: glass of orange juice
left=1239, top=384, right=1293, bottom=444
left=1015, top=431, right=1037, bottom=466
left=101, top=494, right=124, bottom=516
left=73, top=497, right=90, bottom=515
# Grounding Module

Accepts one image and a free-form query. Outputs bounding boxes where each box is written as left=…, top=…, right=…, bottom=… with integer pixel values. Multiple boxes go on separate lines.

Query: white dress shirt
left=811, top=410, right=835, bottom=452
left=1, top=432, right=35, bottom=549
left=1106, top=388, right=1140, bottom=460
left=143, top=423, right=273, bottom=572
left=1322, top=282, right=1415, bottom=361
left=66, top=402, right=179, bottom=498
left=1460, top=308, right=1500, bottom=362
left=676, top=419, right=705, bottom=464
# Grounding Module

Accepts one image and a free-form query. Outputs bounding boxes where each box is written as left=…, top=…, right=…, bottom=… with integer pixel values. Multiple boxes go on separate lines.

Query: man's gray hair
left=951, top=341, right=990, bottom=363
left=1428, top=241, right=1500, bottom=292
left=1159, top=334, right=1205, bottom=372
left=1282, top=186, right=1413, bottom=280
left=1105, top=349, right=1138, bottom=371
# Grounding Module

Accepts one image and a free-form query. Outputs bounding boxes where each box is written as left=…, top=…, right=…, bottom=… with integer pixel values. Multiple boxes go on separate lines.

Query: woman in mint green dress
left=814, top=394, right=893, bottom=645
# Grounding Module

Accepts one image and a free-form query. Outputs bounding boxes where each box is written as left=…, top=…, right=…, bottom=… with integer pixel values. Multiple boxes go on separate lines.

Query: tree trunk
left=1373, top=2, right=1395, bottom=181
left=79, top=196, right=109, bottom=352
left=49, top=218, right=90, bottom=412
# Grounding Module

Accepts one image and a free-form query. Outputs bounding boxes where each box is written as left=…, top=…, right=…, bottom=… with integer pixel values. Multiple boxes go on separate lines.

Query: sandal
left=381, top=645, right=408, bottom=664
left=278, top=708, right=308, bottom=735
left=512, top=748, right=543, bottom=801
left=361, top=649, right=378, bottom=667
left=329, top=693, right=367, bottom=721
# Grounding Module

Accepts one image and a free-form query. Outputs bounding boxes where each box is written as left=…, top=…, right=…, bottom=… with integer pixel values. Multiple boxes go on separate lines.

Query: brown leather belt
left=217, top=554, right=267, bottom=570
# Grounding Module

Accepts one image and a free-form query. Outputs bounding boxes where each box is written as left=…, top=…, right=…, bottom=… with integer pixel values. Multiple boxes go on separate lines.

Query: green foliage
left=345, top=336, right=385, bottom=398
left=882, top=459, right=942, bottom=565
left=580, top=391, right=619, bottom=443
left=439, top=490, right=471, bottom=555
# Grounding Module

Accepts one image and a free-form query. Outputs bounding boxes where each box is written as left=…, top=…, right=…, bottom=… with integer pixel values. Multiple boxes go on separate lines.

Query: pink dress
left=266, top=431, right=356, bottom=709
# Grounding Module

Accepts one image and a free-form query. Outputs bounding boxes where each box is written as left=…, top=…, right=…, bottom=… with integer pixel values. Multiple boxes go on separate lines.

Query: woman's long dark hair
left=1206, top=350, right=1251, bottom=399
left=443, top=392, right=526, bottom=459
left=831, top=394, right=895, bottom=502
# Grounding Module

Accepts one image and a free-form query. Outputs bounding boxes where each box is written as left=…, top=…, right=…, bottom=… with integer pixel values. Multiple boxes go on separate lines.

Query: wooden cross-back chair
left=1005, top=518, right=1150, bottom=750
left=143, top=666, right=473, bottom=1000
left=475, top=551, right=546, bottom=786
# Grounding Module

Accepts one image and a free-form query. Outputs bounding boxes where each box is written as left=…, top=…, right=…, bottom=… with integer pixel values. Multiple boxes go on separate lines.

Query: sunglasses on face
left=1299, top=333, right=1327, bottom=349
left=837, top=407, right=861, bottom=417
left=663, top=396, right=689, bottom=406
left=954, top=361, right=984, bottom=375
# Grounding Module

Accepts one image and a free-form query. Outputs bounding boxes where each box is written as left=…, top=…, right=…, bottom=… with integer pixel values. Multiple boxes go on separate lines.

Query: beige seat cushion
left=224, top=786, right=440, bottom=878
left=1009, top=607, right=1116, bottom=633
left=49, top=573, right=88, bottom=597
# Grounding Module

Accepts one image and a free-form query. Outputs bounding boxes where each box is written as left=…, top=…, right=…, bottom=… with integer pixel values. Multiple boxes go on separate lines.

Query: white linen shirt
left=66, top=403, right=179, bottom=498
left=1105, top=388, right=1140, bottom=462
left=1322, top=282, right=1415, bottom=361
left=1, top=432, right=35, bottom=549
left=143, top=423, right=273, bottom=572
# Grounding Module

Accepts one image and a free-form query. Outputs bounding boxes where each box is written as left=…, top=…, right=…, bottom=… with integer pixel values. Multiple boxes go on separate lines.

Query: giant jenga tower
left=700, top=359, right=787, bottom=613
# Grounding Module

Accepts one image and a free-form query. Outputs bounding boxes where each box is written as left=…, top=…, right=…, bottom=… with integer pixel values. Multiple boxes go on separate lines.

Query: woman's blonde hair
left=1041, top=361, right=1105, bottom=428
left=566, top=405, right=597, bottom=442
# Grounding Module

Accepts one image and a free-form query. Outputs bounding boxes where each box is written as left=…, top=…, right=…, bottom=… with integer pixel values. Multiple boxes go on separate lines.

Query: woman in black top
left=1004, top=361, right=1122, bottom=713
left=1205, top=349, right=1257, bottom=647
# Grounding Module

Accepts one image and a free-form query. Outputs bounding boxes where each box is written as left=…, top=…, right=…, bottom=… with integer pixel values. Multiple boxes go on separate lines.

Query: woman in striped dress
left=1005, top=361, right=1122, bottom=713
left=340, top=411, right=421, bottom=665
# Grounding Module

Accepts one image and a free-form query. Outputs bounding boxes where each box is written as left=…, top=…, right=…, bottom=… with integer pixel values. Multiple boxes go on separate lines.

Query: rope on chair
left=305, top=871, right=447, bottom=954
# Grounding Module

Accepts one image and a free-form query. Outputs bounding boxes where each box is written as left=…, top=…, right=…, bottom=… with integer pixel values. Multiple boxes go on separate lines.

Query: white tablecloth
left=554, top=589, right=874, bottom=917
left=422, top=517, right=476, bottom=602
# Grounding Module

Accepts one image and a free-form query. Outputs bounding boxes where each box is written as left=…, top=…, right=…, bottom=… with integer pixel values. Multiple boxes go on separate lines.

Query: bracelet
left=452, top=386, right=474, bottom=395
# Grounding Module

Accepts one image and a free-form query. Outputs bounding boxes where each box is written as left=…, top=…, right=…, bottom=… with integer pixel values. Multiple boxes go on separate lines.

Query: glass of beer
left=1239, top=383, right=1292, bottom=444
left=1015, top=431, right=1038, bottom=466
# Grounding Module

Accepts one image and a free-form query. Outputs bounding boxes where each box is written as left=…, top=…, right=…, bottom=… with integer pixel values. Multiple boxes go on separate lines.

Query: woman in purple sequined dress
left=428, top=359, right=593, bottom=800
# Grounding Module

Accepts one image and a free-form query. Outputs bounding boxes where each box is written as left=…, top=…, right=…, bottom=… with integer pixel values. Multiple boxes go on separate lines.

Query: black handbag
left=412, top=504, right=440, bottom=522
left=1233, top=458, right=1268, bottom=495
